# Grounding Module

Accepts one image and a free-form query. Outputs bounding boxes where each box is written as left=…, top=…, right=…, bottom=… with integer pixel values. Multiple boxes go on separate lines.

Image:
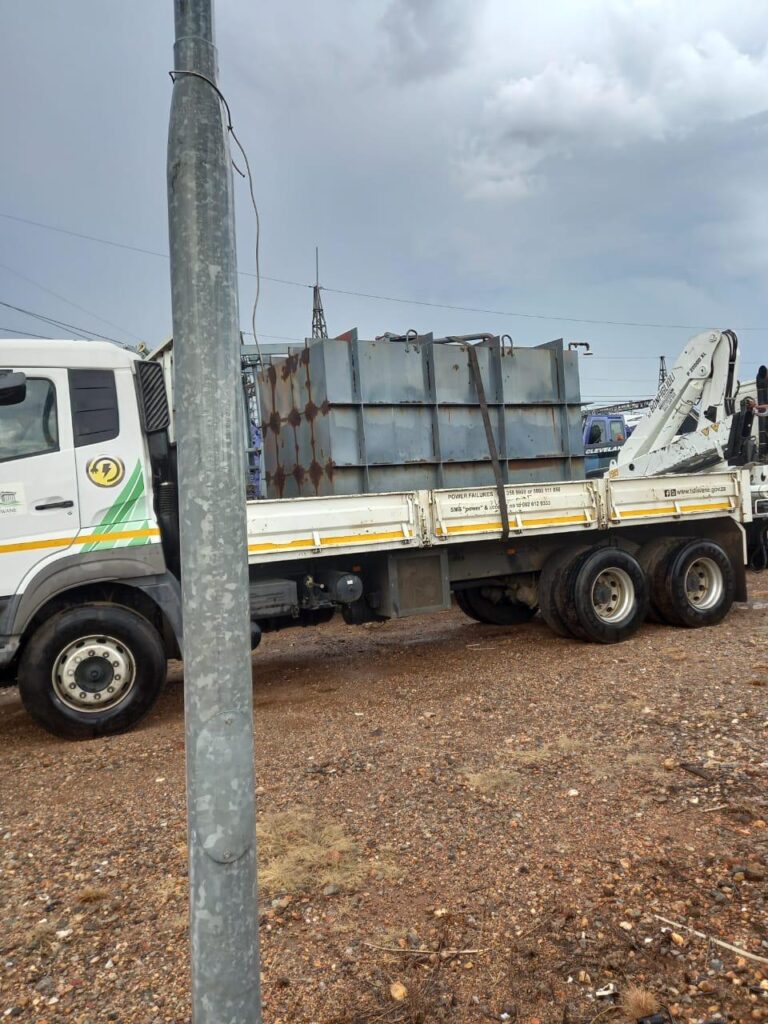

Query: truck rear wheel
left=538, top=546, right=589, bottom=638
left=454, top=586, right=536, bottom=626
left=653, top=539, right=734, bottom=628
left=636, top=538, right=682, bottom=623
left=18, top=604, right=167, bottom=740
left=563, top=548, right=648, bottom=644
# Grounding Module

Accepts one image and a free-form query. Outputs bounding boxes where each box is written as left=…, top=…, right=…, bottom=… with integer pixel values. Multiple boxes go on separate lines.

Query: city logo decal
left=0, top=489, right=21, bottom=515
left=86, top=456, right=126, bottom=488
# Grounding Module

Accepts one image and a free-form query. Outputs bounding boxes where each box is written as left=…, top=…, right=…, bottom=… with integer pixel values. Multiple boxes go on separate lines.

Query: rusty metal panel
left=258, top=334, right=584, bottom=498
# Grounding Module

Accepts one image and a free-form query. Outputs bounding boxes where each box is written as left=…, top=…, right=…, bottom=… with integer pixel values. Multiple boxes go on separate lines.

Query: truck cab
left=0, top=340, right=180, bottom=737
left=582, top=412, right=631, bottom=477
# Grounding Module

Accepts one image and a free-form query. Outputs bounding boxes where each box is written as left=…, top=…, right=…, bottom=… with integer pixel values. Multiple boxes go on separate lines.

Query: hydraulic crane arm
left=614, top=330, right=742, bottom=478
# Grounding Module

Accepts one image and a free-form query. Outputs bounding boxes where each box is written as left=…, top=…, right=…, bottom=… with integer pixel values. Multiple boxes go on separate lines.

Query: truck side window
left=0, top=378, right=59, bottom=462
left=610, top=419, right=625, bottom=443
left=587, top=420, right=604, bottom=444
left=69, top=369, right=119, bottom=447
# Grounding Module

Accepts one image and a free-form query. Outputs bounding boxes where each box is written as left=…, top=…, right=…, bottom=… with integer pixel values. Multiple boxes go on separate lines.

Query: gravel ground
left=1, top=590, right=767, bottom=1024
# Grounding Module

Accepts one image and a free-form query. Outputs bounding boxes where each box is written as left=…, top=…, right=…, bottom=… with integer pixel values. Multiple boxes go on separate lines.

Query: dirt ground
left=1, top=590, right=767, bottom=1024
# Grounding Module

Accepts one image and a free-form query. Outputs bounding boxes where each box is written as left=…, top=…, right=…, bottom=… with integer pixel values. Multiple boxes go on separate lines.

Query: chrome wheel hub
left=591, top=567, right=634, bottom=624
left=52, top=635, right=135, bottom=713
left=684, top=557, right=723, bottom=611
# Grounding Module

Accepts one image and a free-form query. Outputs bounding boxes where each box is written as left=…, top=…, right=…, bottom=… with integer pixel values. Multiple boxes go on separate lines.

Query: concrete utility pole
left=167, top=2, right=261, bottom=1021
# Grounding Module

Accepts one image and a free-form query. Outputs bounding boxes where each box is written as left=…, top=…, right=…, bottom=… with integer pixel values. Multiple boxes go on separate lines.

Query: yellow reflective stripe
left=82, top=527, right=160, bottom=544
left=0, top=536, right=74, bottom=555
left=0, top=527, right=160, bottom=555
left=616, top=500, right=733, bottom=519
left=248, top=529, right=406, bottom=554
left=440, top=513, right=590, bottom=535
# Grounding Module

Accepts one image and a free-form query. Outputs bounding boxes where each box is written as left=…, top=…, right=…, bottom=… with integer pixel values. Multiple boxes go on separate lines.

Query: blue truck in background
left=582, top=403, right=648, bottom=477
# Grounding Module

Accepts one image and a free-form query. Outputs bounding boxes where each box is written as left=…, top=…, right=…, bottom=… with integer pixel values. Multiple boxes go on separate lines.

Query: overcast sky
left=2, top=0, right=768, bottom=403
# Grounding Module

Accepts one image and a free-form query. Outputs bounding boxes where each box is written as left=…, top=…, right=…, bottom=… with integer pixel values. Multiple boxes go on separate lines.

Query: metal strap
left=465, top=343, right=509, bottom=540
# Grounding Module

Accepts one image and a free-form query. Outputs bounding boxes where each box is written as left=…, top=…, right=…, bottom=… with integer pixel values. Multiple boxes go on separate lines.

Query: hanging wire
left=169, top=70, right=263, bottom=367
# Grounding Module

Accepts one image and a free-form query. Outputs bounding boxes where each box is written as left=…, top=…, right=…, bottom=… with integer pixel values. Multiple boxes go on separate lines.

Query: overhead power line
left=315, top=285, right=751, bottom=332
left=0, top=299, right=124, bottom=345
left=0, top=325, right=54, bottom=339
left=0, top=212, right=171, bottom=261
left=3, top=210, right=766, bottom=333
left=0, top=260, right=143, bottom=344
left=0, top=211, right=302, bottom=288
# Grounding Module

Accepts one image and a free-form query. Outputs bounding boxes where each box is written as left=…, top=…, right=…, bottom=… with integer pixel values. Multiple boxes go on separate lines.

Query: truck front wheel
left=18, top=604, right=167, bottom=740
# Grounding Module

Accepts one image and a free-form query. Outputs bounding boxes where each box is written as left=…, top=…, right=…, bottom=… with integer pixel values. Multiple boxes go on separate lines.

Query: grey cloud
left=379, top=0, right=477, bottom=80
left=462, top=7, right=768, bottom=199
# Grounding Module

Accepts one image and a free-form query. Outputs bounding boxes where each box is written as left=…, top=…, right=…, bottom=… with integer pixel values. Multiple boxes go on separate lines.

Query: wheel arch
left=14, top=576, right=181, bottom=671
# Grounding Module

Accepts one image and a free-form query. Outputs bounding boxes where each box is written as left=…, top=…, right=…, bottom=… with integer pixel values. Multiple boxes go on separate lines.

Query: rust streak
left=308, top=460, right=324, bottom=490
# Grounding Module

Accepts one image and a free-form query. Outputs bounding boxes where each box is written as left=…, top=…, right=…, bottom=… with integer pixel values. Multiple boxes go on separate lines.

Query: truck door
left=584, top=416, right=609, bottom=477
left=0, top=368, right=79, bottom=598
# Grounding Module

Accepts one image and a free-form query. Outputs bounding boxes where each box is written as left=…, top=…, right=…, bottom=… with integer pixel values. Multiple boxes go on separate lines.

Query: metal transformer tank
left=258, top=331, right=585, bottom=498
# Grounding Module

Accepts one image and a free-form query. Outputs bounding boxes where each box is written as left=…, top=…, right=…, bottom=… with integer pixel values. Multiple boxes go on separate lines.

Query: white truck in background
left=0, top=334, right=762, bottom=739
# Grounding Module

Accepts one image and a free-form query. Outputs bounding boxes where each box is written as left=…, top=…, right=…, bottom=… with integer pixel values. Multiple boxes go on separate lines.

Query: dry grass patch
left=624, top=749, right=670, bottom=780
left=460, top=768, right=519, bottom=794
left=504, top=736, right=586, bottom=765
left=153, top=876, right=185, bottom=903
left=24, top=921, right=56, bottom=951
left=257, top=809, right=370, bottom=895
left=166, top=912, right=189, bottom=934
left=625, top=752, right=659, bottom=766
left=621, top=983, right=659, bottom=1021
left=507, top=746, right=553, bottom=766
left=75, top=886, right=108, bottom=905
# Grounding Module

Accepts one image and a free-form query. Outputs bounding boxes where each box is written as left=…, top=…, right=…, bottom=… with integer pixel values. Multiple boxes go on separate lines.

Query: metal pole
left=167, top=2, right=261, bottom=1021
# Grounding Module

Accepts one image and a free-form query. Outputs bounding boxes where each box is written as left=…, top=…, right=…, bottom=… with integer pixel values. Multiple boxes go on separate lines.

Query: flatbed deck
left=244, top=469, right=748, bottom=564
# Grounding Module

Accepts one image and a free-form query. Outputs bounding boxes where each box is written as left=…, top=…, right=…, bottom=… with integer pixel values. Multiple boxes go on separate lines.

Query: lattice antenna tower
left=311, top=246, right=328, bottom=339
left=658, top=355, right=668, bottom=388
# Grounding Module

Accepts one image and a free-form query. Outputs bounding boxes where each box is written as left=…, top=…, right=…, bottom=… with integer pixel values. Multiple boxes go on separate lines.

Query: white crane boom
left=614, top=330, right=741, bottom=478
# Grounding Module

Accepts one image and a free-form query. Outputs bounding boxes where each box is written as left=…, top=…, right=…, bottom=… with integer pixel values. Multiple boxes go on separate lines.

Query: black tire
left=454, top=588, right=480, bottom=620
left=538, top=546, right=589, bottom=638
left=18, top=604, right=167, bottom=740
left=564, top=547, right=648, bottom=644
left=636, top=538, right=682, bottom=623
left=653, top=539, right=734, bottom=628
left=454, top=586, right=536, bottom=626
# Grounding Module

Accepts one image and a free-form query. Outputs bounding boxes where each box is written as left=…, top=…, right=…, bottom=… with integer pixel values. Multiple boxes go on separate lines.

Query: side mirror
left=0, top=371, right=26, bottom=406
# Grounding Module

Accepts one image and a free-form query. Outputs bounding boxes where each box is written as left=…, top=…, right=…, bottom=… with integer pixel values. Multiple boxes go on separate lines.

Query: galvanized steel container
left=258, top=332, right=584, bottom=498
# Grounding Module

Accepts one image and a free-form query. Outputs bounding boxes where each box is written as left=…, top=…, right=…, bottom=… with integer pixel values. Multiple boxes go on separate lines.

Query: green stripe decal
left=127, top=520, right=151, bottom=547
left=81, top=460, right=154, bottom=552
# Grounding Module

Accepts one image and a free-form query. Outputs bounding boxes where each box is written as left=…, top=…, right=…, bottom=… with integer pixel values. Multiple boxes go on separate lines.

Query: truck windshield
left=0, top=378, right=59, bottom=462
left=587, top=419, right=606, bottom=445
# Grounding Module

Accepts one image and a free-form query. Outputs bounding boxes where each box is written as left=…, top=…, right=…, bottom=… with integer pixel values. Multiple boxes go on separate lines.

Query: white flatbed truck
left=0, top=337, right=754, bottom=738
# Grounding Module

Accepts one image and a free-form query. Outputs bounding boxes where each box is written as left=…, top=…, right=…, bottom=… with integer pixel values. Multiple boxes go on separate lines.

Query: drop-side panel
left=605, top=471, right=748, bottom=527
left=429, top=480, right=599, bottom=543
left=245, top=491, right=419, bottom=564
